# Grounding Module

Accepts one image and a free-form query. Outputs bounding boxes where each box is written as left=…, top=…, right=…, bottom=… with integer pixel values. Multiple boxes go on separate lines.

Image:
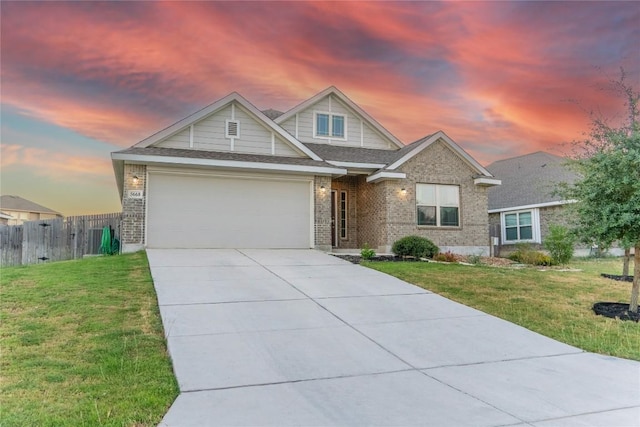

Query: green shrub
left=508, top=243, right=553, bottom=266
left=543, top=225, right=575, bottom=265
left=392, top=235, right=439, bottom=259
left=360, top=243, right=376, bottom=260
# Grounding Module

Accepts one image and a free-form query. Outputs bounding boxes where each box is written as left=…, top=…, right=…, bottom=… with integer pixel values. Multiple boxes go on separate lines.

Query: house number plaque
left=127, top=190, right=144, bottom=199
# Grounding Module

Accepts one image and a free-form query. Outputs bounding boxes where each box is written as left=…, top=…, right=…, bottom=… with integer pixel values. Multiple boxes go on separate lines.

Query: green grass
left=0, top=252, right=178, bottom=426
left=364, top=257, right=640, bottom=361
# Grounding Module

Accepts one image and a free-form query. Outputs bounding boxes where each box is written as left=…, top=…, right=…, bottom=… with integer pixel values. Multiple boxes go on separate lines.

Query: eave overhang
left=474, top=177, right=502, bottom=187
left=366, top=171, right=407, bottom=183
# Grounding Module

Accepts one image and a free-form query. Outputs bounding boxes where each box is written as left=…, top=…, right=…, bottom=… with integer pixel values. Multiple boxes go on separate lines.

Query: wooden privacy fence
left=0, top=213, right=122, bottom=267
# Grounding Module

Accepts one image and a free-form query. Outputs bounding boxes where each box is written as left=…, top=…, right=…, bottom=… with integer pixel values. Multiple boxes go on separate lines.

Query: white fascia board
left=132, top=93, right=322, bottom=161
left=488, top=200, right=577, bottom=214
left=327, top=161, right=387, bottom=169
left=387, top=131, right=494, bottom=177
left=275, top=86, right=405, bottom=148
left=474, top=177, right=502, bottom=186
left=366, top=171, right=407, bottom=183
left=111, top=153, right=347, bottom=176
left=134, top=92, right=240, bottom=148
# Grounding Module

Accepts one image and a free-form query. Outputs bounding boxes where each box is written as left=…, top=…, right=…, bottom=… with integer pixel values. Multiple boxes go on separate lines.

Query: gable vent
left=226, top=120, right=240, bottom=138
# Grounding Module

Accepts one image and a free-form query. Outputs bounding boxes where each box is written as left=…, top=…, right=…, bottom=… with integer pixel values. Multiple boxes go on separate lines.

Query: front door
left=331, top=190, right=337, bottom=247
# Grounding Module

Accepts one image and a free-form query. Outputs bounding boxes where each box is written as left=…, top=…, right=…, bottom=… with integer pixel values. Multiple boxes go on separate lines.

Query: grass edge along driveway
left=364, top=257, right=639, bottom=361
left=1, top=252, right=178, bottom=427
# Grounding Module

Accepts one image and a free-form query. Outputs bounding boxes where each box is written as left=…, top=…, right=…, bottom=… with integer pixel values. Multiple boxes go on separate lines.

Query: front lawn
left=364, top=257, right=640, bottom=361
left=0, top=252, right=178, bottom=426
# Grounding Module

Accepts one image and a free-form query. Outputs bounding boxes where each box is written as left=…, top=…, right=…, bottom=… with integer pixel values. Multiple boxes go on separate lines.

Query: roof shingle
left=486, top=151, right=579, bottom=210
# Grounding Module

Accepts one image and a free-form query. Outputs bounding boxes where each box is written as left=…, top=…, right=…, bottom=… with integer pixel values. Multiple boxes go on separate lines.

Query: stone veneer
left=120, top=164, right=147, bottom=252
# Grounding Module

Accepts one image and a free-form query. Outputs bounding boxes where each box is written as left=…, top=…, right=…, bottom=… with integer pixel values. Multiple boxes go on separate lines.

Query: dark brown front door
left=331, top=190, right=337, bottom=247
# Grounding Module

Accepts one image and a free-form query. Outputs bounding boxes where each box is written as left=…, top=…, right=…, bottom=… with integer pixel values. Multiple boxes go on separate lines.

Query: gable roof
left=486, top=151, right=579, bottom=211
left=133, top=92, right=322, bottom=161
left=274, top=86, right=405, bottom=149
left=0, top=195, right=61, bottom=215
left=385, top=131, right=495, bottom=178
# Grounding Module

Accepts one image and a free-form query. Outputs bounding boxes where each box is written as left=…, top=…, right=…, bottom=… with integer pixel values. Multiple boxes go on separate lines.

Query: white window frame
left=416, top=183, right=460, bottom=227
left=313, top=111, right=347, bottom=140
left=501, top=209, right=541, bottom=243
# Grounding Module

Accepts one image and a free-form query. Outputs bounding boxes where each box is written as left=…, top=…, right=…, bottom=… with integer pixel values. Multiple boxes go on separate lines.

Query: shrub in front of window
left=507, top=243, right=553, bottom=266
left=543, top=225, right=575, bottom=265
left=392, top=235, right=439, bottom=259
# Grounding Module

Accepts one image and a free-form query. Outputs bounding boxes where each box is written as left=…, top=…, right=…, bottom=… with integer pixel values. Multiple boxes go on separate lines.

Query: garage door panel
left=147, top=172, right=312, bottom=249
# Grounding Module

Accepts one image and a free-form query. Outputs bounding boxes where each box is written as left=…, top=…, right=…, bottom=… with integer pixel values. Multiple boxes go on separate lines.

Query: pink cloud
left=1, top=143, right=113, bottom=182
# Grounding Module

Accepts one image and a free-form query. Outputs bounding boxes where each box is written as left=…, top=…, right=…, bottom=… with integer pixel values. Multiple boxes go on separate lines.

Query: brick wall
left=314, top=175, right=332, bottom=251
left=383, top=140, right=491, bottom=254
left=120, top=164, right=146, bottom=252
left=356, top=176, right=388, bottom=251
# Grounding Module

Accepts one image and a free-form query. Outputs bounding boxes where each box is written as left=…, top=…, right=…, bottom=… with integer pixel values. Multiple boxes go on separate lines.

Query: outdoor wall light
left=132, top=175, right=139, bottom=185
left=320, top=185, right=326, bottom=193
left=400, top=188, right=407, bottom=195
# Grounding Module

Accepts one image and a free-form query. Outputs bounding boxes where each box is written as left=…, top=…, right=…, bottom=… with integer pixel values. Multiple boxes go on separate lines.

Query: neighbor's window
left=504, top=211, right=533, bottom=241
left=416, top=184, right=460, bottom=227
left=315, top=112, right=346, bottom=139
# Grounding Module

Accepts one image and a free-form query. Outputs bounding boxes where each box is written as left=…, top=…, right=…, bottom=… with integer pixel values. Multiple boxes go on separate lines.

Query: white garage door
left=146, top=171, right=313, bottom=249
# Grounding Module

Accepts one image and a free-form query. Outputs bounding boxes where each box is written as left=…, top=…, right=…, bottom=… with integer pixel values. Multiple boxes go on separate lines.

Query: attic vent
left=225, top=120, right=240, bottom=138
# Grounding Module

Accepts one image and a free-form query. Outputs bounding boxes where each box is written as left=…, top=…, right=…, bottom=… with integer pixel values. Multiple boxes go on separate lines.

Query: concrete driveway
left=147, top=249, right=640, bottom=426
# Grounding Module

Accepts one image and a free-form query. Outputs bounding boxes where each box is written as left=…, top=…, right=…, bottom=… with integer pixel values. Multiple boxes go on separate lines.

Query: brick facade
left=327, top=140, right=491, bottom=254
left=314, top=175, right=332, bottom=251
left=120, top=141, right=492, bottom=255
left=382, top=140, right=490, bottom=254
left=120, top=164, right=147, bottom=252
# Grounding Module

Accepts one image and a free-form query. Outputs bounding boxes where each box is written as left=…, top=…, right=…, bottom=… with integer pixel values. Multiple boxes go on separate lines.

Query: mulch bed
left=600, top=273, right=634, bottom=282
left=331, top=254, right=515, bottom=267
left=592, top=302, right=639, bottom=322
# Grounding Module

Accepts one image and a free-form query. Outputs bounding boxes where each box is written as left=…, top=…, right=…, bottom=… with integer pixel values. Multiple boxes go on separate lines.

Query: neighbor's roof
left=0, top=195, right=61, bottom=215
left=486, top=151, right=579, bottom=211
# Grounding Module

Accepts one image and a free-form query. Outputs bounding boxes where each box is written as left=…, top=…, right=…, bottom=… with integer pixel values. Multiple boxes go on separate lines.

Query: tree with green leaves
left=562, top=70, right=640, bottom=313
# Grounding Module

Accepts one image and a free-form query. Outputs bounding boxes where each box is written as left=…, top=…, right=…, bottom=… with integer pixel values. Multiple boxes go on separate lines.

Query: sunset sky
left=1, top=1, right=638, bottom=216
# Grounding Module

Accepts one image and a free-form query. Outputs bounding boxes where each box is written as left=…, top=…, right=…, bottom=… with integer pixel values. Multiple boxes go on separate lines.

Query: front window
left=504, top=211, right=534, bottom=242
left=314, top=112, right=346, bottom=139
left=416, top=184, right=460, bottom=227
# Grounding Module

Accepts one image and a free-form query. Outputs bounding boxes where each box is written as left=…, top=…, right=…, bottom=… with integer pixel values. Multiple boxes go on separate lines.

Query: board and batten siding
left=154, top=102, right=303, bottom=157
left=280, top=94, right=395, bottom=150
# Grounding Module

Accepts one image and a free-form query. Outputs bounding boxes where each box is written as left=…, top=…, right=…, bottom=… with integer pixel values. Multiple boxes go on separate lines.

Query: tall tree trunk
left=631, top=244, right=639, bottom=313
left=622, top=247, right=630, bottom=276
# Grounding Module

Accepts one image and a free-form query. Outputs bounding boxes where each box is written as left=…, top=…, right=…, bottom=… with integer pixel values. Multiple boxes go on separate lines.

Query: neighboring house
left=0, top=195, right=63, bottom=225
left=111, top=87, right=500, bottom=254
left=0, top=212, right=13, bottom=225
left=486, top=151, right=579, bottom=253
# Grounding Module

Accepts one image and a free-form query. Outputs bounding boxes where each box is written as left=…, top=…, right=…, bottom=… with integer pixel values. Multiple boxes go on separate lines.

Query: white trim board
left=488, top=200, right=576, bottom=214
left=112, top=153, right=347, bottom=176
